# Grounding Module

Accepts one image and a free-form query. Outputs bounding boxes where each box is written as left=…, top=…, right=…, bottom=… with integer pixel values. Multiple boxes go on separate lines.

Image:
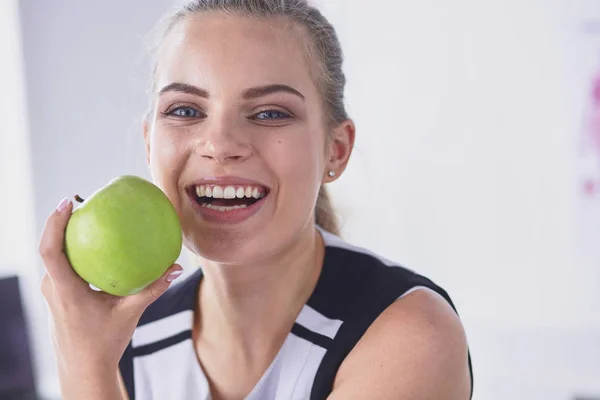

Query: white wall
left=0, top=0, right=56, bottom=397
left=320, top=0, right=600, bottom=398
left=9, top=0, right=600, bottom=399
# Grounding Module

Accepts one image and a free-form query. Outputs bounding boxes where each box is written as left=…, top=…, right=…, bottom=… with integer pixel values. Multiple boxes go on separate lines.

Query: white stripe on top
left=296, top=305, right=343, bottom=340
left=131, top=310, right=194, bottom=348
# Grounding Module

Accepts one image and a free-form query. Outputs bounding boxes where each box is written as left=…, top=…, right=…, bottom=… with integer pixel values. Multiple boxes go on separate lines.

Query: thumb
left=125, top=264, right=184, bottom=311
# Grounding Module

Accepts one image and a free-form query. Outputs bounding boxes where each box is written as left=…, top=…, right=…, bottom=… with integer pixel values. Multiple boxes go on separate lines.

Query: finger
left=38, top=198, right=88, bottom=291
left=124, top=264, right=184, bottom=311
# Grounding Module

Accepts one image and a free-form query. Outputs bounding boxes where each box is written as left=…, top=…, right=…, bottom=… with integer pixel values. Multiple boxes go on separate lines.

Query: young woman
left=40, top=1, right=473, bottom=399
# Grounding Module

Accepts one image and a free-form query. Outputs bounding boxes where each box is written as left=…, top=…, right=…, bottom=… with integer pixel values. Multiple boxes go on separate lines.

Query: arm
left=39, top=198, right=182, bottom=400
left=57, top=365, right=123, bottom=400
left=328, top=290, right=471, bottom=400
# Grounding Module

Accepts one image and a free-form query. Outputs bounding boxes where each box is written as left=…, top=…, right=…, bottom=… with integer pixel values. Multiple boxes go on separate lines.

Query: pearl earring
left=328, top=170, right=336, bottom=177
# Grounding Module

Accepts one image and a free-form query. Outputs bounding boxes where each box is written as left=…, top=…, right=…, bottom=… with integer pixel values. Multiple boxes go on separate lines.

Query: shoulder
left=316, top=229, right=472, bottom=399
left=315, top=229, right=456, bottom=318
left=331, top=288, right=472, bottom=399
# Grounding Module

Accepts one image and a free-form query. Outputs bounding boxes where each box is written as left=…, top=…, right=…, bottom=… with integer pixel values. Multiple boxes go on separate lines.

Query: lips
left=185, top=177, right=270, bottom=223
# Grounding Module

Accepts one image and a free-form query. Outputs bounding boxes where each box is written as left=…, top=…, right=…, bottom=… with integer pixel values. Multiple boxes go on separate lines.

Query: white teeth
left=196, top=184, right=266, bottom=199
left=212, top=186, right=224, bottom=198
left=224, top=186, right=236, bottom=199
left=236, top=187, right=245, bottom=198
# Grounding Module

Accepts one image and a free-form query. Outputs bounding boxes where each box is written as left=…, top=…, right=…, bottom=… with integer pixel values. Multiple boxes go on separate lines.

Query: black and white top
left=119, top=229, right=474, bottom=399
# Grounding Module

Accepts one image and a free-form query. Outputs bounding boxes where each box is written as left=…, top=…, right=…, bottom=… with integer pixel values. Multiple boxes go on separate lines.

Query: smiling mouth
left=188, top=183, right=269, bottom=212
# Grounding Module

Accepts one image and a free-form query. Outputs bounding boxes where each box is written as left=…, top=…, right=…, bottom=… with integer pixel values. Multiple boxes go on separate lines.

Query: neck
left=196, top=224, right=325, bottom=359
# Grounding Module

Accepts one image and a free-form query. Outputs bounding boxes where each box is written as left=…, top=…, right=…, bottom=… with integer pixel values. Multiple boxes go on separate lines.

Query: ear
left=324, top=119, right=356, bottom=182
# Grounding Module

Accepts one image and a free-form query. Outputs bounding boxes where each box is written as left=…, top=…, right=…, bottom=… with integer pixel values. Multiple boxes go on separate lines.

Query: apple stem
left=74, top=194, right=85, bottom=203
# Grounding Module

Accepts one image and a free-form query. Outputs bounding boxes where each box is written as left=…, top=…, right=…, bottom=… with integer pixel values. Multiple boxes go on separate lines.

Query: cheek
left=268, top=127, right=325, bottom=198
left=148, top=129, right=188, bottom=203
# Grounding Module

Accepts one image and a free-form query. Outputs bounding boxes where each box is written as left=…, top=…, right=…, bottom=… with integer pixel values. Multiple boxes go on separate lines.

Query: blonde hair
left=149, top=0, right=348, bottom=235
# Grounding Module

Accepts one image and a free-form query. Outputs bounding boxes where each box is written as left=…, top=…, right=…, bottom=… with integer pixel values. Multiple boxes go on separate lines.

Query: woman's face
left=145, top=14, right=334, bottom=264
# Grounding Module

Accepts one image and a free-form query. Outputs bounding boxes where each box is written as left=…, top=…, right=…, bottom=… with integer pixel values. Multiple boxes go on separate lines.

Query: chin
left=183, top=228, right=276, bottom=266
left=185, top=217, right=314, bottom=267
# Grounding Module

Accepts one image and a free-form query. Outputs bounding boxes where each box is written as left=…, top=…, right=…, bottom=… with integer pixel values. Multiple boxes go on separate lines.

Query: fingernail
left=56, top=197, right=70, bottom=212
left=166, top=270, right=183, bottom=282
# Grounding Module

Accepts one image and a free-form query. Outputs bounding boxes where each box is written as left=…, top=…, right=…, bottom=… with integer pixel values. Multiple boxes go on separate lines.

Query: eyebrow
left=242, top=84, right=305, bottom=101
left=157, top=82, right=305, bottom=101
left=158, top=83, right=209, bottom=98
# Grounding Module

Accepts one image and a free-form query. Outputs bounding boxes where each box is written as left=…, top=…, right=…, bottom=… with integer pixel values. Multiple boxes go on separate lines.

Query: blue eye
left=254, top=110, right=291, bottom=120
left=168, top=107, right=202, bottom=118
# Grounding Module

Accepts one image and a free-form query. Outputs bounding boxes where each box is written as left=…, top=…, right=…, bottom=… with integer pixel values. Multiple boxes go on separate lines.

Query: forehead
left=155, top=13, right=318, bottom=96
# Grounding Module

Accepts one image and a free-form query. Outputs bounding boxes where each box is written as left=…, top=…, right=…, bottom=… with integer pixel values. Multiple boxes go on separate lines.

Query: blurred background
left=1, top=0, right=599, bottom=398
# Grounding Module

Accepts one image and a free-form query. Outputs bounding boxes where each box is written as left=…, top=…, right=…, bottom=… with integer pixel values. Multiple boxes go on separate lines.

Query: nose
left=196, top=119, right=252, bottom=164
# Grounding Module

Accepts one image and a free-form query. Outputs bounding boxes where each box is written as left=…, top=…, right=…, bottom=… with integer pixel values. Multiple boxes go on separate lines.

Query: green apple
left=64, top=175, right=182, bottom=296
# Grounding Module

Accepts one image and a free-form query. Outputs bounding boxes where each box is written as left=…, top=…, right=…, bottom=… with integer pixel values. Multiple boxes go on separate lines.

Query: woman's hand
left=39, top=197, right=183, bottom=399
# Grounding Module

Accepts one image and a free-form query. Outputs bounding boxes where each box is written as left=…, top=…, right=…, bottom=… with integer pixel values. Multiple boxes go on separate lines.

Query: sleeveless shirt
left=119, top=229, right=474, bottom=399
